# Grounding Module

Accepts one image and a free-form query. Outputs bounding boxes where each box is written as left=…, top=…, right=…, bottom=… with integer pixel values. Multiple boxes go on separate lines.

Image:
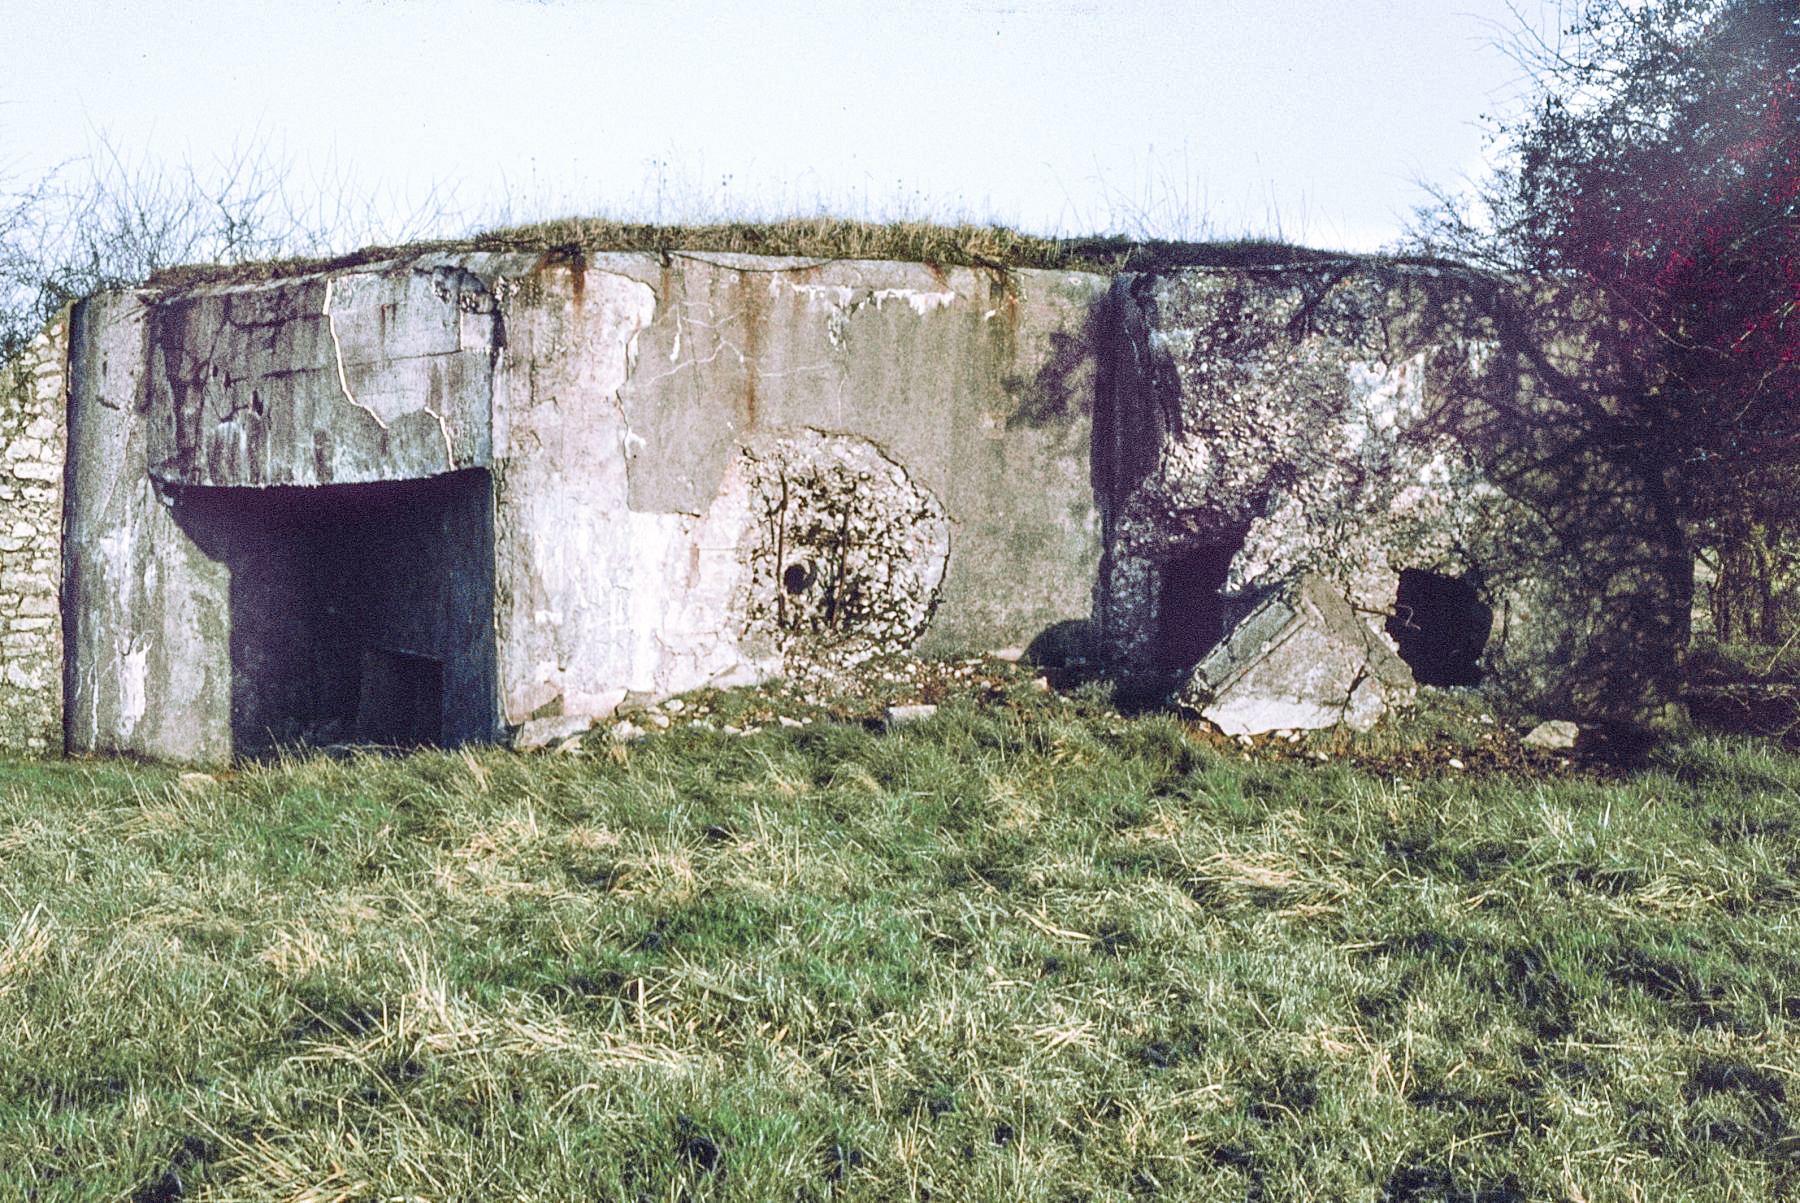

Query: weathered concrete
left=60, top=251, right=1106, bottom=761
left=6, top=247, right=1690, bottom=762
left=1095, top=263, right=1687, bottom=721
left=487, top=252, right=1106, bottom=730
left=1522, top=719, right=1581, bottom=750
left=146, top=265, right=499, bottom=486
left=1182, top=573, right=1416, bottom=735
left=65, top=292, right=232, bottom=762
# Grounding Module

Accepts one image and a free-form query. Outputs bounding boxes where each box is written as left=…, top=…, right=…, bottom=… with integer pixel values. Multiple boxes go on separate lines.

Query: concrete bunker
left=167, top=468, right=497, bottom=754
left=25, top=251, right=1690, bottom=764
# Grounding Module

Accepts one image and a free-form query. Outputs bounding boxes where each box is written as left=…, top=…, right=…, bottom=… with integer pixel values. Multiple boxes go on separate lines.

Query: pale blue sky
left=3, top=0, right=1564, bottom=252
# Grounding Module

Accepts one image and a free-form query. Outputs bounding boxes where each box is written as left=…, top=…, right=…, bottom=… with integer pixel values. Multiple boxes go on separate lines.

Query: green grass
left=1, top=690, right=1798, bottom=1200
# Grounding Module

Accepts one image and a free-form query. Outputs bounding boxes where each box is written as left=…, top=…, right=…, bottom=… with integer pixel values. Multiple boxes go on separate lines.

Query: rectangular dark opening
left=169, top=469, right=498, bottom=756
left=1156, top=543, right=1240, bottom=672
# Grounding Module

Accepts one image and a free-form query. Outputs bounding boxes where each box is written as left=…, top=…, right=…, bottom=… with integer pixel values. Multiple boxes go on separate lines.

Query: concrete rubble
left=1180, top=573, right=1416, bottom=735
left=1521, top=720, right=1582, bottom=751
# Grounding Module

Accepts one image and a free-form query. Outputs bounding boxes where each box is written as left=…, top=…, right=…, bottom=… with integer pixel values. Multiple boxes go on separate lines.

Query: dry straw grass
left=0, top=685, right=1796, bottom=1199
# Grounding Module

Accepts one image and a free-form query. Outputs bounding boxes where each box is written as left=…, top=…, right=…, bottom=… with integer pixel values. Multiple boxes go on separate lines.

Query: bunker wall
left=54, top=252, right=1107, bottom=762
left=14, top=250, right=1690, bottom=762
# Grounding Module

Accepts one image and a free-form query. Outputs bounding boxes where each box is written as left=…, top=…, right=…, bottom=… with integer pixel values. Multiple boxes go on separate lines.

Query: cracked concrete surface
left=52, top=248, right=1104, bottom=760
left=146, top=259, right=508, bottom=487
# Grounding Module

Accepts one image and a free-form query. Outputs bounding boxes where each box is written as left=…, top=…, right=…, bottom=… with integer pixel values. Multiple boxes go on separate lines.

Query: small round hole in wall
left=782, top=562, right=814, bottom=594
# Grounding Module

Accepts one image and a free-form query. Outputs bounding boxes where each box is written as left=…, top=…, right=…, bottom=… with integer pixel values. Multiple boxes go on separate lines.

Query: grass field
left=1, top=665, right=1797, bottom=1201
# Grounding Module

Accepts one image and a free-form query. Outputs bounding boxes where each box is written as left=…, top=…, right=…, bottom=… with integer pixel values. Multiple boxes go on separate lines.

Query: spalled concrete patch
left=733, top=429, right=951, bottom=670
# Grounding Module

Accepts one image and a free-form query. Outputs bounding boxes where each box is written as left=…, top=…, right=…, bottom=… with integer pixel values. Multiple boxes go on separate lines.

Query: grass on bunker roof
left=141, top=213, right=1361, bottom=292
left=2, top=667, right=1799, bottom=1201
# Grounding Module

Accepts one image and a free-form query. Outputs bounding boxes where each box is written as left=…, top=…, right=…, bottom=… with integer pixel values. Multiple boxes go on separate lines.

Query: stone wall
left=0, top=308, right=68, bottom=753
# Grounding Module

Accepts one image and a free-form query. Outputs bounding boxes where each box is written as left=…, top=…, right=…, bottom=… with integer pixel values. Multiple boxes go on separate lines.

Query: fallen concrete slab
left=1179, top=573, right=1416, bottom=735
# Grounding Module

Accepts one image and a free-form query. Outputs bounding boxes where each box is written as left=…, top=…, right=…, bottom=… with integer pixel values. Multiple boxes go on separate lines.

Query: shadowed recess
left=169, top=469, right=498, bottom=754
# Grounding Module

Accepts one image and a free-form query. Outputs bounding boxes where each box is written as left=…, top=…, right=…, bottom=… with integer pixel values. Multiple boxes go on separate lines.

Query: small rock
left=643, top=712, right=672, bottom=730
left=664, top=698, right=686, bottom=714
left=885, top=704, right=938, bottom=727
left=610, top=720, right=647, bottom=742
left=1447, top=758, right=1464, bottom=770
left=1521, top=720, right=1580, bottom=751
left=512, top=714, right=596, bottom=751
left=778, top=715, right=805, bottom=728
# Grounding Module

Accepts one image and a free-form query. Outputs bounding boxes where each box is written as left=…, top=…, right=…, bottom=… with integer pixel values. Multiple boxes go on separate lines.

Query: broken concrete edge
left=510, top=713, right=599, bottom=752
left=1099, top=262, right=1688, bottom=727
left=1178, top=574, right=1417, bottom=737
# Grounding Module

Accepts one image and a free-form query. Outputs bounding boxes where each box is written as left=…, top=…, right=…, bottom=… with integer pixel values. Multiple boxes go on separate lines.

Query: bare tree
left=2, top=131, right=462, bottom=359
